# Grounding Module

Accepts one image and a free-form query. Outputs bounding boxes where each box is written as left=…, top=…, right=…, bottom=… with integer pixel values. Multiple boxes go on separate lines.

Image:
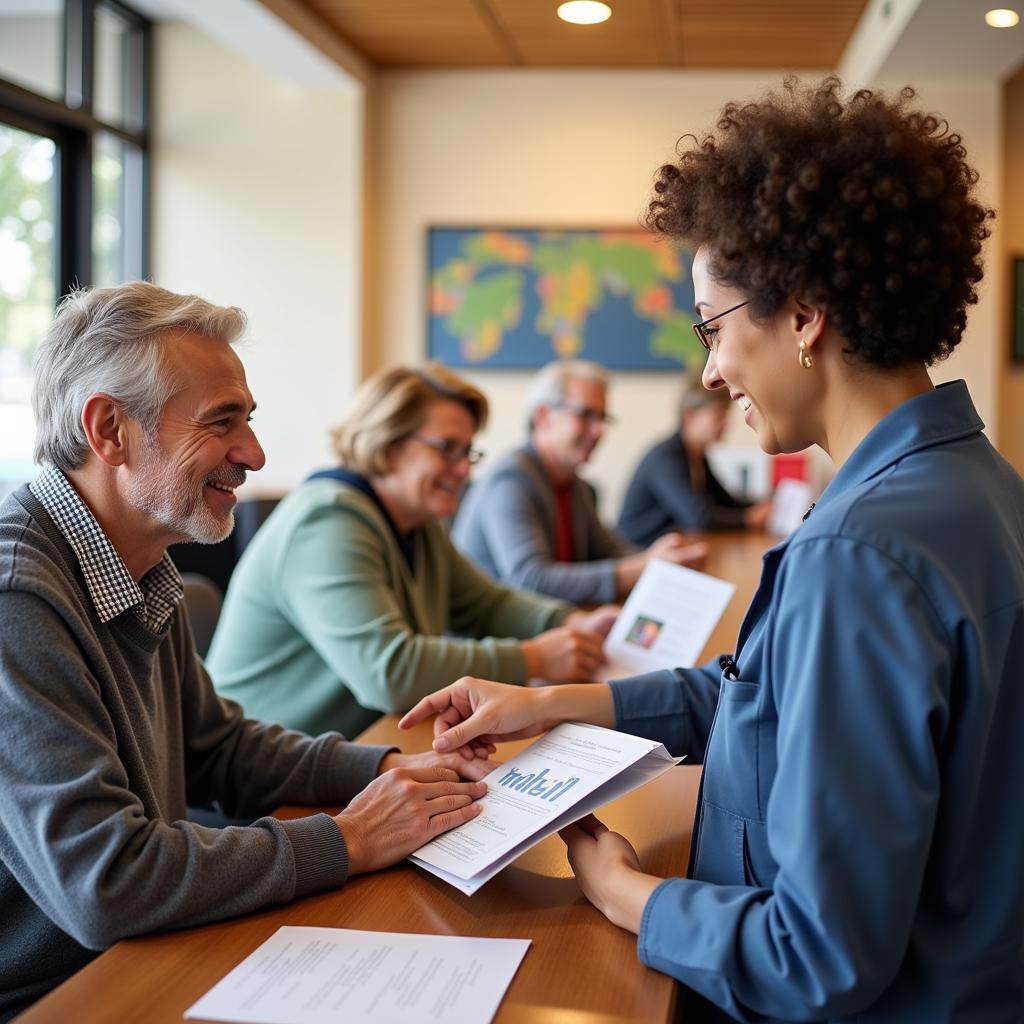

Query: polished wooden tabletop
left=17, top=530, right=773, bottom=1024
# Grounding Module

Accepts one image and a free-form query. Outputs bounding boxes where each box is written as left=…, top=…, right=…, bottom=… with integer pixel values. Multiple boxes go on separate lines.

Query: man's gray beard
left=125, top=434, right=236, bottom=546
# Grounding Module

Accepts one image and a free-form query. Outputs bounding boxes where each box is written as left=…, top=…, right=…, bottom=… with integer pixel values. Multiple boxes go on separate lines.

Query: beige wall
left=877, top=77, right=1002, bottom=438
left=151, top=21, right=364, bottom=495
left=999, top=65, right=1024, bottom=474
left=371, top=70, right=1006, bottom=514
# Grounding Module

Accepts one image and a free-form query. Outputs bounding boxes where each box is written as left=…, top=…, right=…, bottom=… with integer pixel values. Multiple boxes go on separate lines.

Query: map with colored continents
left=427, top=228, right=702, bottom=370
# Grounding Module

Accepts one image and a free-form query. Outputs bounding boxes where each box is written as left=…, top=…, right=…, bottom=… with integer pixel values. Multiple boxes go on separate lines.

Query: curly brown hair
left=645, top=77, right=994, bottom=368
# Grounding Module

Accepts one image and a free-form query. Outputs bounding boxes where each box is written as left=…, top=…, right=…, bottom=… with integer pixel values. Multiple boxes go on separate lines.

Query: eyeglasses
left=692, top=300, right=750, bottom=352
left=411, top=435, right=485, bottom=465
left=551, top=402, right=617, bottom=426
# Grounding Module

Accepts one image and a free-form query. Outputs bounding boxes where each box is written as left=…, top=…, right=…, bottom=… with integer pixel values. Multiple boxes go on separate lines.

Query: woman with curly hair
left=402, top=78, right=1024, bottom=1022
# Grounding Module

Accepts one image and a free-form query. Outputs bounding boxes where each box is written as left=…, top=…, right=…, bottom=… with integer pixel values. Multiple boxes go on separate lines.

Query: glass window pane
left=0, top=123, right=57, bottom=486
left=0, top=0, right=65, bottom=101
left=93, top=131, right=143, bottom=288
left=95, top=3, right=145, bottom=132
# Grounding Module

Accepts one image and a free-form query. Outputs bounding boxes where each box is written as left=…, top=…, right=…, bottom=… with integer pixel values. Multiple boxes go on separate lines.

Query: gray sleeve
left=179, top=609, right=392, bottom=814
left=0, top=591, right=379, bottom=950
left=477, top=472, right=621, bottom=604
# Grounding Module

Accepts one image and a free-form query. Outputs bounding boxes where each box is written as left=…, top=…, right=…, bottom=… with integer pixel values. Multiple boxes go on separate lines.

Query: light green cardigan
left=207, top=479, right=568, bottom=738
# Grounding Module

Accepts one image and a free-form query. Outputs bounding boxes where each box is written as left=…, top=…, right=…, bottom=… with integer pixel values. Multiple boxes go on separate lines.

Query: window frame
left=0, top=0, right=152, bottom=297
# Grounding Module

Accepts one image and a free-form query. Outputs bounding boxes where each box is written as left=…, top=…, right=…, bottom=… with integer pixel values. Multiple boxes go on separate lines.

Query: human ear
left=80, top=394, right=129, bottom=467
left=791, top=297, right=827, bottom=355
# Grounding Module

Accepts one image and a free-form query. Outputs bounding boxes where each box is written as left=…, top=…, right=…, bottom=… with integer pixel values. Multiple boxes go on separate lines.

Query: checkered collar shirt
left=29, top=463, right=184, bottom=635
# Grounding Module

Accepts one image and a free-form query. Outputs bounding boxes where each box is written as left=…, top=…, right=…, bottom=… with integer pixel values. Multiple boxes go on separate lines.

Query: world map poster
left=427, top=227, right=703, bottom=370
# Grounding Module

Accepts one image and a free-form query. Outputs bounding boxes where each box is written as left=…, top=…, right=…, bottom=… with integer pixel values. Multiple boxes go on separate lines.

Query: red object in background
left=772, top=452, right=809, bottom=487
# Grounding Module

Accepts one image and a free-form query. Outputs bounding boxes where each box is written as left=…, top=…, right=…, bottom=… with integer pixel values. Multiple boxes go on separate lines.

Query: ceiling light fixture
left=557, top=2, right=612, bottom=26
left=985, top=8, right=1020, bottom=27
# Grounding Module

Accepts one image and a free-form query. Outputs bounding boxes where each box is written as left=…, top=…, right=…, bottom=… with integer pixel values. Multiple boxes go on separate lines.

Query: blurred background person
left=617, top=377, right=772, bottom=546
left=453, top=359, right=705, bottom=604
left=207, top=364, right=613, bottom=738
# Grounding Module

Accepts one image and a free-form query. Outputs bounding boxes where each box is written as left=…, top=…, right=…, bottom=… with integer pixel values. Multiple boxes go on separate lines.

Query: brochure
left=597, top=558, right=735, bottom=680
left=410, top=722, right=680, bottom=895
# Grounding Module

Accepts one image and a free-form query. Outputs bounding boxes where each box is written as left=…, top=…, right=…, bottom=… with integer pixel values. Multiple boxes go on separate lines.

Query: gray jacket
left=452, top=445, right=634, bottom=604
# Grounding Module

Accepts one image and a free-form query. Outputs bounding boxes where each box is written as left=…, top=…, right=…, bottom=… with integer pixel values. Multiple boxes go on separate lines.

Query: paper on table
left=595, top=558, right=735, bottom=680
left=185, top=926, right=530, bottom=1024
left=410, top=723, right=680, bottom=895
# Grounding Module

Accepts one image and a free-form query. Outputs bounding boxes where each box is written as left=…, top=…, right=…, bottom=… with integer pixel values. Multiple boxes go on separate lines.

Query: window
left=0, top=0, right=150, bottom=487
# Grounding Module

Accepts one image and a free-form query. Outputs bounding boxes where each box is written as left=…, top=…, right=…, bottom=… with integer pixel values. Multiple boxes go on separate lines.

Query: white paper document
left=766, top=477, right=815, bottom=536
left=410, top=723, right=680, bottom=895
left=185, top=926, right=530, bottom=1024
left=596, top=558, right=736, bottom=680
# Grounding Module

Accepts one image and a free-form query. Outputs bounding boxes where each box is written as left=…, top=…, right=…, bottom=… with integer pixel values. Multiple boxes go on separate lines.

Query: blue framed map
left=427, top=227, right=703, bottom=370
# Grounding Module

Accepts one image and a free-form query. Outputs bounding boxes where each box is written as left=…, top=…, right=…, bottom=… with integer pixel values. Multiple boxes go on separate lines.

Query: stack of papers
left=410, top=723, right=680, bottom=894
left=597, top=558, right=735, bottom=680
left=186, top=926, right=530, bottom=1024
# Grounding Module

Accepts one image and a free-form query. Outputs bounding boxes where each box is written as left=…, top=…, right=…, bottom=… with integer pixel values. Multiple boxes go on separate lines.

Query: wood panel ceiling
left=275, top=0, right=871, bottom=70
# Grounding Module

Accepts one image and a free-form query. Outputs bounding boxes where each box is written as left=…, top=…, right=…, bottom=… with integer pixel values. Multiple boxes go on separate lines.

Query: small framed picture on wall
left=1014, top=256, right=1024, bottom=363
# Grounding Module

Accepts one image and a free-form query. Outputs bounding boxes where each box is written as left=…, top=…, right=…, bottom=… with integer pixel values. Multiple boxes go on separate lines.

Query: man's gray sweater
left=0, top=485, right=391, bottom=1020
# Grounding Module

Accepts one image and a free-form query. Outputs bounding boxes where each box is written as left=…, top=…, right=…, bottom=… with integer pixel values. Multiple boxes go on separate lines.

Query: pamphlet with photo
left=597, top=559, right=736, bottom=680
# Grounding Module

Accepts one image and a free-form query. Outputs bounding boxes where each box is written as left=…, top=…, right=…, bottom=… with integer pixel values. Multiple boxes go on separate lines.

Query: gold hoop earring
left=798, top=340, right=813, bottom=369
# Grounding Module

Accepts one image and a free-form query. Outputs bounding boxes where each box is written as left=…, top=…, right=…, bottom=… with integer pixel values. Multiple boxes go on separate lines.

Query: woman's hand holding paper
left=560, top=815, right=662, bottom=934
left=520, top=626, right=607, bottom=682
left=563, top=604, right=621, bottom=638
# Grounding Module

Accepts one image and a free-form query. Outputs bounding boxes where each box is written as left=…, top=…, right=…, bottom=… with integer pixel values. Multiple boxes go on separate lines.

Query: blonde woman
left=208, top=364, right=613, bottom=738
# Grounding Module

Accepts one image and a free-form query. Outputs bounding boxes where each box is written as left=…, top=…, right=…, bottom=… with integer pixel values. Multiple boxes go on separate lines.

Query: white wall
left=371, top=70, right=1005, bottom=517
left=152, top=21, right=364, bottom=495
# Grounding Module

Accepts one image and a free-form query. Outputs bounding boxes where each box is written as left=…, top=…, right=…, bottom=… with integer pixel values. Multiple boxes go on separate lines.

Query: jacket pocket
left=741, top=817, right=777, bottom=889
left=702, top=670, right=763, bottom=819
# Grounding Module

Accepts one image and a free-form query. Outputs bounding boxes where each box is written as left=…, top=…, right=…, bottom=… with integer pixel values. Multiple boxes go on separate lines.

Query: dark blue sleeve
left=631, top=441, right=749, bottom=531
left=608, top=657, right=721, bottom=761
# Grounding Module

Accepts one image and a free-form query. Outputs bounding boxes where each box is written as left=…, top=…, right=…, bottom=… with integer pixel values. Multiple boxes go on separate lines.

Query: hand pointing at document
left=399, top=677, right=617, bottom=760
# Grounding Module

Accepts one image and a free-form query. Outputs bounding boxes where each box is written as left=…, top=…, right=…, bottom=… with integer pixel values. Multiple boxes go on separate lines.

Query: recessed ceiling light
left=557, top=2, right=612, bottom=26
left=985, top=8, right=1020, bottom=27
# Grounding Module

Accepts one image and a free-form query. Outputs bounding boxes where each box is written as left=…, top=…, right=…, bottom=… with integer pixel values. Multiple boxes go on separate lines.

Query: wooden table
left=17, top=531, right=772, bottom=1024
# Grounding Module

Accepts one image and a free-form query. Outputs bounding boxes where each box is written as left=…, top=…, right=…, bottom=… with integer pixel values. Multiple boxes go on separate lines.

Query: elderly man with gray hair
left=0, top=282, right=490, bottom=1021
left=453, top=359, right=705, bottom=604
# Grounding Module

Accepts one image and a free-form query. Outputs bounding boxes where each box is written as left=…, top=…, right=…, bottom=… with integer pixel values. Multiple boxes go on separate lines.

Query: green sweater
left=208, top=479, right=568, bottom=737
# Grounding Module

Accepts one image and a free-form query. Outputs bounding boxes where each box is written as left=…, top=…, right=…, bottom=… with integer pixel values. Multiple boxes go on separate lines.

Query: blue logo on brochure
left=496, top=766, right=580, bottom=801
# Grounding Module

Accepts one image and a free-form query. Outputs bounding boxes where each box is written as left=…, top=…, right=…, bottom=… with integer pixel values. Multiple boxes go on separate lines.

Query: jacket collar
left=811, top=379, right=983, bottom=518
